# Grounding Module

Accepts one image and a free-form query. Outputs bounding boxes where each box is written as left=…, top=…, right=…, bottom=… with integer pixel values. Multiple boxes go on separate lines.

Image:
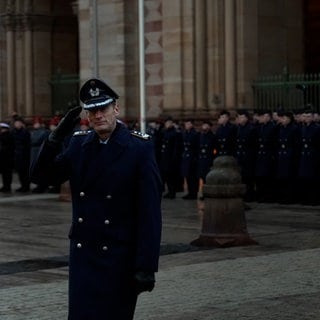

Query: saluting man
left=30, top=78, right=162, bottom=320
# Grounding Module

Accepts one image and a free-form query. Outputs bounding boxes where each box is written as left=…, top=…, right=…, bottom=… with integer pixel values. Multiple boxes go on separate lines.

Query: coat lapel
left=79, top=123, right=130, bottom=190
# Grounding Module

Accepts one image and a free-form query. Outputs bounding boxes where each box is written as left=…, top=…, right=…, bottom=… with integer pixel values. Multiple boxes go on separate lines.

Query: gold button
left=106, top=195, right=112, bottom=199
left=78, top=218, right=83, bottom=223
left=80, top=192, right=85, bottom=197
left=77, top=243, right=82, bottom=248
left=104, top=219, right=110, bottom=225
left=102, top=246, right=108, bottom=251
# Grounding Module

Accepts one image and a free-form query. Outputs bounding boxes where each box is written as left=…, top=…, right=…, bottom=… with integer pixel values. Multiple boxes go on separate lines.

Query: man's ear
left=114, top=104, right=120, bottom=116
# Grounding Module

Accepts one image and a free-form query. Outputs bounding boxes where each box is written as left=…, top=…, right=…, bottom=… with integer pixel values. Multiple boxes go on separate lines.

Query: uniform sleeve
left=135, top=140, right=162, bottom=272
left=30, top=140, right=70, bottom=186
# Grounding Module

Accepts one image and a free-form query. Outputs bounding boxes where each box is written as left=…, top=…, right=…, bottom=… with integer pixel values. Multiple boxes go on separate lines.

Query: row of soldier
left=0, top=114, right=91, bottom=194
left=148, top=108, right=320, bottom=205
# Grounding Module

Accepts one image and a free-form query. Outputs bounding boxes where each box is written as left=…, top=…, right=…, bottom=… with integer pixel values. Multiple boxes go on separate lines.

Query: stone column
left=5, top=15, right=16, bottom=115
left=195, top=0, right=207, bottom=110
left=24, top=27, right=33, bottom=115
left=24, top=1, right=34, bottom=115
left=224, top=0, right=236, bottom=109
left=236, top=0, right=258, bottom=108
left=207, top=0, right=224, bottom=110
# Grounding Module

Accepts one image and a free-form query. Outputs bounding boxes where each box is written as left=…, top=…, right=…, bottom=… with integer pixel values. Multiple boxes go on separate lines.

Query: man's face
left=258, top=113, right=271, bottom=124
left=236, top=114, right=248, bottom=126
left=164, top=120, right=173, bottom=129
left=280, top=116, right=291, bottom=126
left=14, top=120, right=24, bottom=129
left=218, top=114, right=229, bottom=125
left=87, top=103, right=119, bottom=137
left=201, top=123, right=210, bottom=132
left=303, top=113, right=314, bottom=125
left=184, top=121, right=193, bottom=131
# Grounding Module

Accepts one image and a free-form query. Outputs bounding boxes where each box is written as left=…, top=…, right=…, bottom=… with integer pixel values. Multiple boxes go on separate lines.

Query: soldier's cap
left=164, top=116, right=173, bottom=122
left=79, top=78, right=119, bottom=110
left=33, top=115, right=44, bottom=124
left=257, top=109, right=271, bottom=116
left=13, top=116, right=25, bottom=123
left=237, top=109, right=250, bottom=118
left=303, top=104, right=314, bottom=114
left=219, top=110, right=230, bottom=117
left=0, top=122, right=10, bottom=129
left=202, top=120, right=213, bottom=126
left=279, top=111, right=294, bottom=118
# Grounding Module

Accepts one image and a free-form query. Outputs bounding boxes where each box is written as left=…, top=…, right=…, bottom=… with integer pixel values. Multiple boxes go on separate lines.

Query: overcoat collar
left=78, top=122, right=130, bottom=189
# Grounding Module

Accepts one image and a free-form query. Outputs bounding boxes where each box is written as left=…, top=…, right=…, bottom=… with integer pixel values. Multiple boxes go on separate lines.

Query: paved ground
left=0, top=185, right=320, bottom=319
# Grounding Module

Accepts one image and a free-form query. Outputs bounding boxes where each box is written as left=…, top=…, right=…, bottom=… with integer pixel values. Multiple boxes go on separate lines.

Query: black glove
left=48, top=106, right=82, bottom=144
left=134, top=271, right=155, bottom=295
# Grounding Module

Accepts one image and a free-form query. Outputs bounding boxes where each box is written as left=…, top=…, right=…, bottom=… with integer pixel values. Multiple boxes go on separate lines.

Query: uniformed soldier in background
left=297, top=108, right=320, bottom=205
left=0, top=122, right=14, bottom=192
left=159, top=116, right=183, bottom=199
left=12, top=116, right=31, bottom=192
left=181, top=119, right=200, bottom=200
left=275, top=111, right=300, bottom=204
left=30, top=116, right=50, bottom=193
left=215, top=110, right=237, bottom=156
left=30, top=78, right=162, bottom=320
left=235, top=110, right=257, bottom=202
left=197, top=120, right=216, bottom=199
left=254, top=110, right=278, bottom=203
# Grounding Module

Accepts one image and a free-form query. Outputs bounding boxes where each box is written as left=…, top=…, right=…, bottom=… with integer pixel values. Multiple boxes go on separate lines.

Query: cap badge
left=89, top=88, right=100, bottom=97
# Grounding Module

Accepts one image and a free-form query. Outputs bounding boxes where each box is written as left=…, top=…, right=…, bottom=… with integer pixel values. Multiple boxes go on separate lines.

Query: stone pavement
left=0, top=188, right=320, bottom=319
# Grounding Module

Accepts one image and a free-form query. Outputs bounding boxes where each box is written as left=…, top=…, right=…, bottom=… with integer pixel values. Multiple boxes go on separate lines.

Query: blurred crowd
left=1, top=107, right=320, bottom=206
left=0, top=113, right=91, bottom=194
left=146, top=107, right=320, bottom=206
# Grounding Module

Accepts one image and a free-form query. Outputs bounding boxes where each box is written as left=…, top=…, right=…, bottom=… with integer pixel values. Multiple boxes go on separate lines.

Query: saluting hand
left=48, top=106, right=82, bottom=144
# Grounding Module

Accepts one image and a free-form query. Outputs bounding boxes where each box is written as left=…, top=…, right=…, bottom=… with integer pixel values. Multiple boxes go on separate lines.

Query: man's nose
left=94, top=109, right=104, bottom=117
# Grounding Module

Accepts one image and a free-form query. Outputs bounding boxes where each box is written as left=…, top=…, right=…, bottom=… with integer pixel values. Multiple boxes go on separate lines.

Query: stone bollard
left=191, top=156, right=257, bottom=247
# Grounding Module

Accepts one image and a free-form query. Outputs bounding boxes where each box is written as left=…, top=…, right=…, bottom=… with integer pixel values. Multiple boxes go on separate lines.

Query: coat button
left=77, top=243, right=82, bottom=248
left=104, top=219, right=110, bottom=225
left=106, top=195, right=112, bottom=200
left=78, top=217, right=83, bottom=223
left=102, top=246, right=108, bottom=251
left=80, top=192, right=85, bottom=197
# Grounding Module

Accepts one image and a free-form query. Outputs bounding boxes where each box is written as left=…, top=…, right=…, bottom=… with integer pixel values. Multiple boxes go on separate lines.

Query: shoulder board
left=73, top=130, right=91, bottom=136
left=130, top=130, right=151, bottom=140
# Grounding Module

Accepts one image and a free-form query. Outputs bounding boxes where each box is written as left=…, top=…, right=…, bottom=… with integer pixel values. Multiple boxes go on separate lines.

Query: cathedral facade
left=0, top=0, right=311, bottom=121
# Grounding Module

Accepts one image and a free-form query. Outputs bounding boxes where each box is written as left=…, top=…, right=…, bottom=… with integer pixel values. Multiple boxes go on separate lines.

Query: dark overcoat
left=30, top=123, right=162, bottom=320
left=0, top=130, right=14, bottom=172
left=235, top=123, right=257, bottom=178
left=159, top=126, right=182, bottom=174
left=255, top=121, right=277, bottom=177
left=12, top=127, right=31, bottom=171
left=198, top=130, right=216, bottom=180
left=276, top=122, right=300, bottom=178
left=215, top=122, right=237, bottom=156
left=181, top=128, right=200, bottom=177
left=298, top=122, right=320, bottom=178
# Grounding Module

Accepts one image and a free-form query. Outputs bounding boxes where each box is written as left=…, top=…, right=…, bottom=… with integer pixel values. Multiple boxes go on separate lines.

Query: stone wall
left=0, top=0, right=307, bottom=121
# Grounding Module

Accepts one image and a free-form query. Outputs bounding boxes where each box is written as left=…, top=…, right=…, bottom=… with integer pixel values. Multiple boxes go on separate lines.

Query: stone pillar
left=24, top=28, right=33, bottom=115
left=191, top=156, right=257, bottom=247
left=195, top=0, right=207, bottom=110
left=207, top=0, right=224, bottom=110
left=224, top=0, right=236, bottom=109
left=23, top=1, right=34, bottom=116
left=5, top=15, right=16, bottom=114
